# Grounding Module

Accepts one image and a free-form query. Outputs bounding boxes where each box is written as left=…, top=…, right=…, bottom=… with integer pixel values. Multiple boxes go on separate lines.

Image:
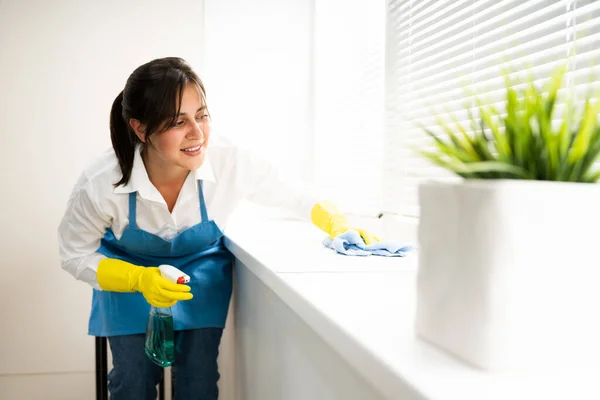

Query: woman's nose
left=187, top=120, right=204, bottom=140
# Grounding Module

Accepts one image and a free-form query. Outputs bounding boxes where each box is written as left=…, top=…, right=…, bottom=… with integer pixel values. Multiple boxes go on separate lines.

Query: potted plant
left=414, top=65, right=600, bottom=371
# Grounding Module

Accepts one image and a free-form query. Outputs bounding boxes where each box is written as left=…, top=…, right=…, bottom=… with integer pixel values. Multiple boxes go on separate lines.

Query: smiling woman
left=57, top=56, right=383, bottom=400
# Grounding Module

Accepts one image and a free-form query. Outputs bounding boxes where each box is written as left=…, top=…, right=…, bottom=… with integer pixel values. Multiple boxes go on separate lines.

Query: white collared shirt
left=58, top=134, right=318, bottom=289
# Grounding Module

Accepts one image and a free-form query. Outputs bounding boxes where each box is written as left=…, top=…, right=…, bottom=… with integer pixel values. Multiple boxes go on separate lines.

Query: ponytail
left=110, top=90, right=138, bottom=187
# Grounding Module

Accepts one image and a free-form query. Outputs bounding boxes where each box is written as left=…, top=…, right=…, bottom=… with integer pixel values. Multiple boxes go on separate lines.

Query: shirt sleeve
left=229, top=141, right=321, bottom=220
left=57, top=173, right=111, bottom=289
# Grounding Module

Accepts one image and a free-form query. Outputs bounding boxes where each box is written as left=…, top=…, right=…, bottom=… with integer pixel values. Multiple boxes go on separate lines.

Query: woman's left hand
left=350, top=227, right=382, bottom=245
left=311, top=200, right=382, bottom=245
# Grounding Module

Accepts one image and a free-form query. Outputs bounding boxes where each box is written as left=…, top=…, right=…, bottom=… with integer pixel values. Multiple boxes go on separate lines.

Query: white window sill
left=223, top=206, right=599, bottom=400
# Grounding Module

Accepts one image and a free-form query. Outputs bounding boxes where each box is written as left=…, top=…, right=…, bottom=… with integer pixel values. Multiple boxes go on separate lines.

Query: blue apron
left=88, top=180, right=234, bottom=337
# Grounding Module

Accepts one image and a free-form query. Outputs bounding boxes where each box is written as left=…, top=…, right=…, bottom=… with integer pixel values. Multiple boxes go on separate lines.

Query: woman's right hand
left=97, top=258, right=193, bottom=307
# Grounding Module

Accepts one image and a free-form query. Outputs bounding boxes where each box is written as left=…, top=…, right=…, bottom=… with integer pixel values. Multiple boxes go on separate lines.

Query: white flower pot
left=415, top=179, right=600, bottom=371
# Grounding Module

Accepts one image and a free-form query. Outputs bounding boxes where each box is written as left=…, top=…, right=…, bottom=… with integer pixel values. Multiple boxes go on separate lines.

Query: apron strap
left=128, top=192, right=137, bottom=228
left=197, top=180, right=209, bottom=222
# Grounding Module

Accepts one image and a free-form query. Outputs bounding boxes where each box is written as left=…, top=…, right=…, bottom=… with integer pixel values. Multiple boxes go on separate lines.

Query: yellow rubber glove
left=311, top=200, right=382, bottom=245
left=97, top=258, right=193, bottom=308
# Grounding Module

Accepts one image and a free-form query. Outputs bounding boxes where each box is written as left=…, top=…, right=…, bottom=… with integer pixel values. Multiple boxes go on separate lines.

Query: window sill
left=223, top=207, right=599, bottom=400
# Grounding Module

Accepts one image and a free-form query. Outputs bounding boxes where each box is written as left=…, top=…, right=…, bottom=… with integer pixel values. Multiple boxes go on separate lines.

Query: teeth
left=182, top=146, right=201, bottom=152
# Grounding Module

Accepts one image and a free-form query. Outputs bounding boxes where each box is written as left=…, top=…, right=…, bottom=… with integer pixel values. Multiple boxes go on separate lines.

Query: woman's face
left=142, top=83, right=211, bottom=175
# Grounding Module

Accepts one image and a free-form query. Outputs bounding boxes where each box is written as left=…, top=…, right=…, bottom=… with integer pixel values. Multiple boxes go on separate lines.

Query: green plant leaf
left=466, top=105, right=495, bottom=161
left=453, top=161, right=528, bottom=177
left=419, top=151, right=475, bottom=178
left=446, top=113, right=481, bottom=160
left=420, top=124, right=475, bottom=163
left=569, top=99, right=600, bottom=163
left=583, top=168, right=600, bottom=183
left=478, top=102, right=512, bottom=161
left=544, top=64, right=566, bottom=119
left=574, top=127, right=600, bottom=180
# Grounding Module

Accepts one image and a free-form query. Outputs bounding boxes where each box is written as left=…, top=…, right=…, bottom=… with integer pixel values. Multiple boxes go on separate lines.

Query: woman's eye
left=197, top=114, right=209, bottom=121
left=173, top=120, right=185, bottom=127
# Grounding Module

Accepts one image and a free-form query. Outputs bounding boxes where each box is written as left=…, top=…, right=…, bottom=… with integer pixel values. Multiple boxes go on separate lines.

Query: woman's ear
left=129, top=119, right=147, bottom=143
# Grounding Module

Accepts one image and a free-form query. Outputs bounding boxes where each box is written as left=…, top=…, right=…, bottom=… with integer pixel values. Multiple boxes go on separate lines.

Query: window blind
left=384, top=0, right=600, bottom=217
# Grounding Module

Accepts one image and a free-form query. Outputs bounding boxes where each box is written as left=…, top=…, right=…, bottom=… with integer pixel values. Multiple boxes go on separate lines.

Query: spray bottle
left=144, top=264, right=190, bottom=367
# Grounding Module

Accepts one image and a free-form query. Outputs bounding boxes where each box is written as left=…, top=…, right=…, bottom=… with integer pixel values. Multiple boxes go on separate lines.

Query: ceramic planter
left=415, top=179, right=600, bottom=371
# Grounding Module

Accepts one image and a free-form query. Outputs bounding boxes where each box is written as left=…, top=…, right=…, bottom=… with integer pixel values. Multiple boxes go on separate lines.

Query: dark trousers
left=107, top=328, right=223, bottom=400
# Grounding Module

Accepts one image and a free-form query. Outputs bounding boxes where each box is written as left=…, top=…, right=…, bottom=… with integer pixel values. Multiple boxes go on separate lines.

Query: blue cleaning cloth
left=323, top=229, right=415, bottom=257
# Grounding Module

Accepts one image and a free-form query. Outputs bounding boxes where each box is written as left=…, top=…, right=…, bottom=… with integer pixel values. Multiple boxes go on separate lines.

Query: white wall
left=312, top=0, right=386, bottom=216
left=0, top=0, right=205, bottom=398
left=203, top=0, right=313, bottom=184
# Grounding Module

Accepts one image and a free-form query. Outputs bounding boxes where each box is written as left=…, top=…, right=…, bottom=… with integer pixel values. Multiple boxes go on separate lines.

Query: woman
left=58, top=57, right=379, bottom=400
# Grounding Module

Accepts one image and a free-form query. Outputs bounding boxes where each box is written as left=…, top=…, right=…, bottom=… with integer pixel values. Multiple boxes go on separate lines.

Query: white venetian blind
left=384, top=0, right=600, bottom=217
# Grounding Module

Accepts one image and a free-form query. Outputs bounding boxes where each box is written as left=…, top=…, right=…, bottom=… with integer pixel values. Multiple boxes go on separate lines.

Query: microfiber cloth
left=323, top=229, right=415, bottom=257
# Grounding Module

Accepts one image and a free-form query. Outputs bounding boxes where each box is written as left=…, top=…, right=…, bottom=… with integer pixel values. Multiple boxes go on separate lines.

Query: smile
left=181, top=145, right=201, bottom=152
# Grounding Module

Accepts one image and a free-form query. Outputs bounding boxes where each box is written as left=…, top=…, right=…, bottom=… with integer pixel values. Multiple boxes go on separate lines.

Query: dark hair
left=110, top=57, right=207, bottom=186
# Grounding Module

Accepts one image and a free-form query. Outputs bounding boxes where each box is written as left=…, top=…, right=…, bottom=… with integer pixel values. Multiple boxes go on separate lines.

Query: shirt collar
left=193, top=155, right=216, bottom=184
left=113, top=145, right=216, bottom=198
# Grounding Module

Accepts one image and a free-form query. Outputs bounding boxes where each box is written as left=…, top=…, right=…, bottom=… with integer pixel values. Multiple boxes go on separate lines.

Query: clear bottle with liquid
left=144, top=264, right=190, bottom=367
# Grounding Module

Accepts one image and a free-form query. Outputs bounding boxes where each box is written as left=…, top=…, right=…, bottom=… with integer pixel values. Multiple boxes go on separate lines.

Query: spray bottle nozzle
left=159, top=264, right=190, bottom=284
